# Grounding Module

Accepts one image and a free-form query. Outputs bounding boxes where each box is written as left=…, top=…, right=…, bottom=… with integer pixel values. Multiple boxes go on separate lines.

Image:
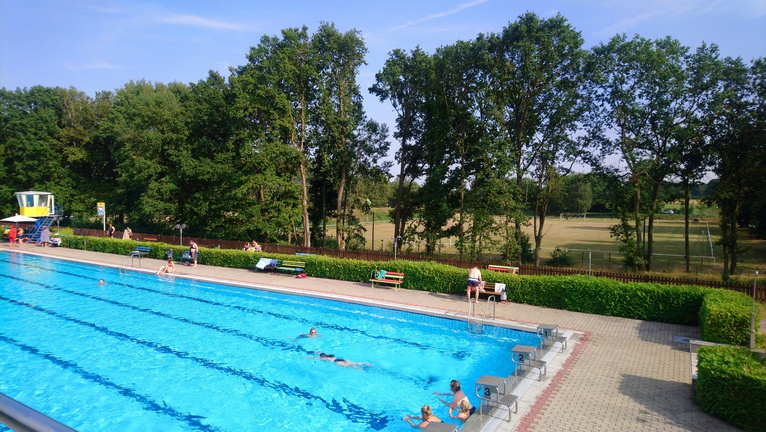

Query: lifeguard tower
left=15, top=191, right=55, bottom=217
left=14, top=191, right=60, bottom=243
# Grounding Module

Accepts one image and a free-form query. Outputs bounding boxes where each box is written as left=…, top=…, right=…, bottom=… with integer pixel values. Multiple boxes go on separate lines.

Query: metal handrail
left=0, top=392, right=76, bottom=432
left=483, top=296, right=497, bottom=323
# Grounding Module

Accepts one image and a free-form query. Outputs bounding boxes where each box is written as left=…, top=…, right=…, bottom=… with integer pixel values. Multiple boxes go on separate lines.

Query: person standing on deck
left=466, top=267, right=484, bottom=302
left=189, top=240, right=199, bottom=267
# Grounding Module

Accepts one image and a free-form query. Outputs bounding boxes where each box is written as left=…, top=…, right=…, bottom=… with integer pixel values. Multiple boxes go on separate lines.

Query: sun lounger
left=254, top=258, right=278, bottom=272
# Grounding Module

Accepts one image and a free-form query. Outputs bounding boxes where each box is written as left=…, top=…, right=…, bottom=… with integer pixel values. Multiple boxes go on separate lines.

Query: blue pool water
left=0, top=252, right=540, bottom=431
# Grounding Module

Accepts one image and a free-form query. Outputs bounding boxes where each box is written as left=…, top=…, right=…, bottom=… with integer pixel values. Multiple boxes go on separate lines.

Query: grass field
left=354, top=209, right=765, bottom=276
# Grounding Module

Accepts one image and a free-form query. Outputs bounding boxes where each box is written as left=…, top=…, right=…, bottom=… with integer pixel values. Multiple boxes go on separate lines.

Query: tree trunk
left=632, top=173, right=645, bottom=272
left=533, top=182, right=551, bottom=268
left=683, top=180, right=691, bottom=273
left=393, top=148, right=406, bottom=244
left=457, top=143, right=466, bottom=260
left=646, top=181, right=663, bottom=272
left=336, top=166, right=347, bottom=250
left=299, top=162, right=310, bottom=247
left=321, top=180, right=327, bottom=247
left=729, top=207, right=738, bottom=274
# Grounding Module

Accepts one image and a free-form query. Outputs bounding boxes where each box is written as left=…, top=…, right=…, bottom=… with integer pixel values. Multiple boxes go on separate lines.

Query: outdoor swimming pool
left=0, top=252, right=540, bottom=431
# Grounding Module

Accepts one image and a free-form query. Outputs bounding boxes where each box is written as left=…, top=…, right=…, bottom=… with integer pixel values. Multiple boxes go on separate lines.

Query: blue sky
left=2, top=0, right=765, bottom=153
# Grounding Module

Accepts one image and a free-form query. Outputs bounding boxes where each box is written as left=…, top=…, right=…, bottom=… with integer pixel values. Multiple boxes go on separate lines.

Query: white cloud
left=388, top=0, right=490, bottom=32
left=63, top=61, right=120, bottom=72
left=601, top=0, right=765, bottom=36
left=155, top=13, right=249, bottom=31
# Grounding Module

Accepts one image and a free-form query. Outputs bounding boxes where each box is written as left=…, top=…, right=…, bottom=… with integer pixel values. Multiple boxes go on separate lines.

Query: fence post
left=751, top=271, right=758, bottom=350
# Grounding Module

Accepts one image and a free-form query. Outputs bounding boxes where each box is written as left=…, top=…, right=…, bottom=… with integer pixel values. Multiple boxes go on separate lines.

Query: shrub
left=695, top=346, right=766, bottom=431
left=545, top=248, right=575, bottom=267
left=501, top=275, right=705, bottom=324
left=699, top=289, right=756, bottom=345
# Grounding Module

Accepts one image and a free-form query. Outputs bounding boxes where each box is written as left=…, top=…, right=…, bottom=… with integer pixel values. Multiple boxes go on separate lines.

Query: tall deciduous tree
left=424, top=40, right=484, bottom=256
left=102, top=80, right=189, bottom=233
left=232, top=27, right=317, bottom=246
left=670, top=44, right=723, bottom=272
left=485, top=13, right=587, bottom=265
left=313, top=22, right=367, bottom=250
left=707, top=57, right=766, bottom=277
left=369, top=47, right=430, bottom=250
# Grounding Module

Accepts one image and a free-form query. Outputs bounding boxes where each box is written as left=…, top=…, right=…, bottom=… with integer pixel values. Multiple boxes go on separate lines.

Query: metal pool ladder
left=467, top=296, right=497, bottom=327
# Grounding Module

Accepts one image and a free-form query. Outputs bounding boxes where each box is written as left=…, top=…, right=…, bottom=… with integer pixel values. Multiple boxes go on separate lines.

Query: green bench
left=276, top=260, right=305, bottom=274
left=370, top=270, right=405, bottom=291
left=128, top=246, right=151, bottom=268
left=130, top=246, right=151, bottom=258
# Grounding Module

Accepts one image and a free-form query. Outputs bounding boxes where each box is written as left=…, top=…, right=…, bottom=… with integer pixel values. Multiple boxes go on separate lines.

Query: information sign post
left=97, top=202, right=105, bottom=231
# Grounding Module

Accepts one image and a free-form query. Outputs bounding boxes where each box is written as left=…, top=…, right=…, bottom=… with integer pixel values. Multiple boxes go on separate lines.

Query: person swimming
left=320, top=353, right=345, bottom=363
left=292, top=327, right=321, bottom=341
left=309, top=352, right=372, bottom=370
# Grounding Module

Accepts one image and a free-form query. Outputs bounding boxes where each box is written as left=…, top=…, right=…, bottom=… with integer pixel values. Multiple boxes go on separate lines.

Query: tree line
left=1, top=13, right=763, bottom=277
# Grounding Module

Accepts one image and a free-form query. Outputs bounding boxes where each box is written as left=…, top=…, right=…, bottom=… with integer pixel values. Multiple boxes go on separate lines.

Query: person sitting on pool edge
left=402, top=405, right=441, bottom=429
left=157, top=259, right=175, bottom=275
left=308, top=352, right=372, bottom=370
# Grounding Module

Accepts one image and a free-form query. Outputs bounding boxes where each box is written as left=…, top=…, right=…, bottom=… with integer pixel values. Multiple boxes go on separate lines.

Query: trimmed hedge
left=499, top=275, right=706, bottom=325
left=61, top=235, right=755, bottom=342
left=699, top=288, right=757, bottom=346
left=696, top=346, right=766, bottom=431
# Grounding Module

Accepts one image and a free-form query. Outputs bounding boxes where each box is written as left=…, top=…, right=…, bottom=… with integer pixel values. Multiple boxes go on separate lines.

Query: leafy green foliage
left=699, top=289, right=757, bottom=345
left=696, top=346, right=766, bottom=431
left=545, top=248, right=576, bottom=267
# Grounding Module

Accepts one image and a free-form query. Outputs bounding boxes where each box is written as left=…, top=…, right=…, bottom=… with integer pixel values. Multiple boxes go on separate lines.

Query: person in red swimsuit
left=7, top=226, right=17, bottom=247
left=157, top=259, right=175, bottom=275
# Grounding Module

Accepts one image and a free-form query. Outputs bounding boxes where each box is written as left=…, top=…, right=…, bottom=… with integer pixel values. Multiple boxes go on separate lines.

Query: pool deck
left=6, top=246, right=738, bottom=432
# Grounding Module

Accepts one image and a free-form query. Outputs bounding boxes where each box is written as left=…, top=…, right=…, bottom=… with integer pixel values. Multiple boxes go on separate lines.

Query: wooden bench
left=369, top=270, right=405, bottom=291
left=478, top=282, right=506, bottom=301
left=487, top=264, right=519, bottom=274
left=276, top=260, right=305, bottom=274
